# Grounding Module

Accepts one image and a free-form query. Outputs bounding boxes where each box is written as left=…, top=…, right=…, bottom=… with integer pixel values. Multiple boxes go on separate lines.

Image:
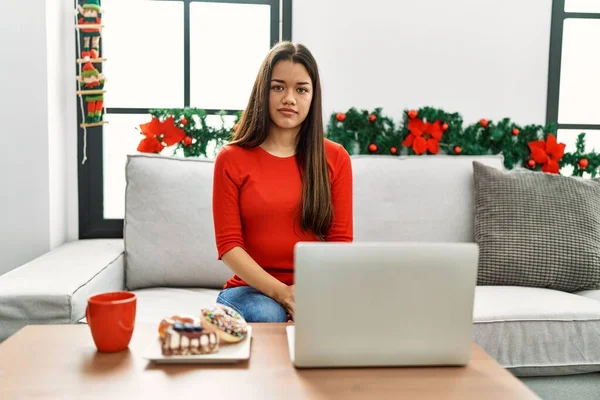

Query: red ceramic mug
left=86, top=291, right=137, bottom=352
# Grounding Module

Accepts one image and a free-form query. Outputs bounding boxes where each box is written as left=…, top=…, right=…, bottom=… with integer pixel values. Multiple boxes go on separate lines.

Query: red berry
left=369, top=114, right=376, bottom=122
left=183, top=136, right=192, bottom=146
left=368, top=143, right=378, bottom=153
left=442, top=123, right=449, bottom=131
left=454, top=146, right=462, bottom=154
left=336, top=113, right=346, bottom=122
left=512, top=128, right=520, bottom=136
left=408, top=110, right=418, bottom=119
left=527, top=159, right=536, bottom=168
left=181, top=117, right=188, bottom=126
left=390, top=147, right=398, bottom=155
left=579, top=158, right=589, bottom=169
left=479, top=119, right=489, bottom=128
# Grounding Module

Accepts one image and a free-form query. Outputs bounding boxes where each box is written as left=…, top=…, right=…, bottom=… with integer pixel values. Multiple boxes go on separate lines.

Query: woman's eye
left=297, top=87, right=308, bottom=94
left=271, top=85, right=283, bottom=91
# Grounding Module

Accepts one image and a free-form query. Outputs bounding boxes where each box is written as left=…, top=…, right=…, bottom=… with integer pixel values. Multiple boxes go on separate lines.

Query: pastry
left=161, top=322, right=219, bottom=356
left=158, top=314, right=201, bottom=339
left=201, top=304, right=248, bottom=343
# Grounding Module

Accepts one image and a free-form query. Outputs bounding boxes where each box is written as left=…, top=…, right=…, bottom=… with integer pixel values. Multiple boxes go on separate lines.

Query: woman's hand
left=275, top=284, right=295, bottom=320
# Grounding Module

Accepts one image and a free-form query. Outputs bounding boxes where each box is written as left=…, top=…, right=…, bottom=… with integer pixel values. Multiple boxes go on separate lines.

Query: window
left=547, top=0, right=600, bottom=173
left=78, top=0, right=293, bottom=238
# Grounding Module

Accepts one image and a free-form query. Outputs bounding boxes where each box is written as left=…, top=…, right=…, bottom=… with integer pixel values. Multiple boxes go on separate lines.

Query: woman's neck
left=261, top=123, right=300, bottom=157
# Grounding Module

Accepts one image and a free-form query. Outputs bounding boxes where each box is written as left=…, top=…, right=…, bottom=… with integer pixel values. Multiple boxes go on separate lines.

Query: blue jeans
left=216, top=286, right=288, bottom=323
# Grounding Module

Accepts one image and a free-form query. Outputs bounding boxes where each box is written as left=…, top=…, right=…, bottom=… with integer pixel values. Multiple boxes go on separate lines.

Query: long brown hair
left=230, top=41, right=332, bottom=239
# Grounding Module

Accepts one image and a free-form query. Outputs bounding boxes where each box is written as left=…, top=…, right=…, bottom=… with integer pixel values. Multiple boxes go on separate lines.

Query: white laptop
left=287, top=242, right=479, bottom=368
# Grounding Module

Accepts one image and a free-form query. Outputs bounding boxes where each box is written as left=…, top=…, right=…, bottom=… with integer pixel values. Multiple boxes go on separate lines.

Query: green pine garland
left=138, top=107, right=599, bottom=178
left=562, top=133, right=600, bottom=177
left=326, top=106, right=600, bottom=177
left=146, top=108, right=242, bottom=158
left=326, top=108, right=398, bottom=154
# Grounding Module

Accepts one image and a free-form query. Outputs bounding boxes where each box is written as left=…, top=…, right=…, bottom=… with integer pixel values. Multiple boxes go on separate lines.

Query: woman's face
left=268, top=60, right=313, bottom=131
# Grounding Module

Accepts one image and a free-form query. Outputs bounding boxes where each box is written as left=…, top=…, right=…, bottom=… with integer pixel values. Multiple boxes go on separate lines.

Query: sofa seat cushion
left=0, top=239, right=125, bottom=342
left=130, top=287, right=221, bottom=325
left=473, top=286, right=600, bottom=377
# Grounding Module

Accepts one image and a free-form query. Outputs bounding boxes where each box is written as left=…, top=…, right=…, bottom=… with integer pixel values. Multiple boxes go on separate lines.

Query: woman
left=212, top=41, right=353, bottom=323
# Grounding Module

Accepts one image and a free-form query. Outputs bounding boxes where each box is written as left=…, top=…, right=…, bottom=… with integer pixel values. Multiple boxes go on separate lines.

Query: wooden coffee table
left=0, top=324, right=539, bottom=399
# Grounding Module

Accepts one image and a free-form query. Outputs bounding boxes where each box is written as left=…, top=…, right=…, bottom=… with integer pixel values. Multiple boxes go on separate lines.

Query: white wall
left=0, top=0, right=78, bottom=275
left=293, top=0, right=553, bottom=125
left=47, top=0, right=78, bottom=249
left=0, top=1, right=51, bottom=275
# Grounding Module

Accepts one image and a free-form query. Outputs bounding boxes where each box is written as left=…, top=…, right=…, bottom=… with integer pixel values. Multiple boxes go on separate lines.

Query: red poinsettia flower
left=137, top=116, right=186, bottom=153
left=528, top=133, right=565, bottom=174
left=137, top=136, right=165, bottom=153
left=161, top=116, right=186, bottom=145
left=402, top=119, right=444, bottom=155
left=139, top=116, right=164, bottom=137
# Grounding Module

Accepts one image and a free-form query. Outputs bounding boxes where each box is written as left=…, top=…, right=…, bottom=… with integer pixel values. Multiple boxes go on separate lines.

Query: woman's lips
left=278, top=108, right=297, bottom=116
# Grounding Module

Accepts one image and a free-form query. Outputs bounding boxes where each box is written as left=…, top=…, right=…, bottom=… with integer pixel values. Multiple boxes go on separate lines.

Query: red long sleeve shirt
left=212, top=139, right=353, bottom=289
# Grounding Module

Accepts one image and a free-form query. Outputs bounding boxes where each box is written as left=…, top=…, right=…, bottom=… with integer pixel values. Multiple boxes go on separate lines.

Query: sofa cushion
left=353, top=155, right=504, bottom=242
left=130, top=287, right=220, bottom=324
left=577, top=290, right=600, bottom=303
left=473, top=286, right=600, bottom=376
left=0, top=239, right=125, bottom=341
left=124, top=154, right=232, bottom=290
left=473, top=162, right=600, bottom=292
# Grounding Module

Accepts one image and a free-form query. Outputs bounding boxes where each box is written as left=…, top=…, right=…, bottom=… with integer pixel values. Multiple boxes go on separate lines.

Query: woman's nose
left=283, top=89, right=296, bottom=104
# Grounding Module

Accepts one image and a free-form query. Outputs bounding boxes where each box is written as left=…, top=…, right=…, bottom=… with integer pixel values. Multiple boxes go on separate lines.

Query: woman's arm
left=221, top=247, right=295, bottom=317
left=326, top=146, right=353, bottom=242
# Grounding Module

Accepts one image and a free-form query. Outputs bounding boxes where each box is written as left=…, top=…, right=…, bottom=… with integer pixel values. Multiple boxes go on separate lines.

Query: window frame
left=77, top=0, right=293, bottom=239
left=546, top=0, right=600, bottom=130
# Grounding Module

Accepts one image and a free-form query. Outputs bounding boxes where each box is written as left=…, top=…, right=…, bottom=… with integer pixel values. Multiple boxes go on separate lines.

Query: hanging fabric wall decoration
left=75, top=0, right=107, bottom=163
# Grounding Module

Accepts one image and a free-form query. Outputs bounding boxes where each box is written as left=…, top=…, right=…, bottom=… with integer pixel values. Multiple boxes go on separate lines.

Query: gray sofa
left=2, top=153, right=600, bottom=400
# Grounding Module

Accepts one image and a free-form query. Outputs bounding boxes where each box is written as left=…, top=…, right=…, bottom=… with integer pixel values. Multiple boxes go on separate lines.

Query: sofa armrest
left=0, top=239, right=125, bottom=342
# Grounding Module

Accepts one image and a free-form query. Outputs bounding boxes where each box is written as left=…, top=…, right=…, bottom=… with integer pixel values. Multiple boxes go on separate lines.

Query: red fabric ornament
left=528, top=134, right=565, bottom=174
left=512, top=128, right=520, bottom=136
left=390, top=147, right=398, bottom=155
left=369, top=114, right=376, bottom=122
left=579, top=158, right=589, bottom=169
left=479, top=119, right=489, bottom=128
left=183, top=136, right=192, bottom=146
left=527, top=159, right=536, bottom=169
left=442, top=122, right=449, bottom=131
left=181, top=117, right=188, bottom=126
left=368, top=143, right=378, bottom=153
left=402, top=119, right=444, bottom=155
left=407, top=110, right=418, bottom=119
left=336, top=113, right=346, bottom=122
left=454, top=146, right=462, bottom=154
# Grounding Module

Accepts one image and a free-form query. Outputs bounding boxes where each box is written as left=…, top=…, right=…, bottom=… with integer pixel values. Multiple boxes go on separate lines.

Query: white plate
left=143, top=326, right=252, bottom=364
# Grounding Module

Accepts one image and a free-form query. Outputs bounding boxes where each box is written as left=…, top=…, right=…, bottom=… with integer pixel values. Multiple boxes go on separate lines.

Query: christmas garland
left=327, top=107, right=600, bottom=177
left=137, top=108, right=241, bottom=158
left=136, top=107, right=600, bottom=177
